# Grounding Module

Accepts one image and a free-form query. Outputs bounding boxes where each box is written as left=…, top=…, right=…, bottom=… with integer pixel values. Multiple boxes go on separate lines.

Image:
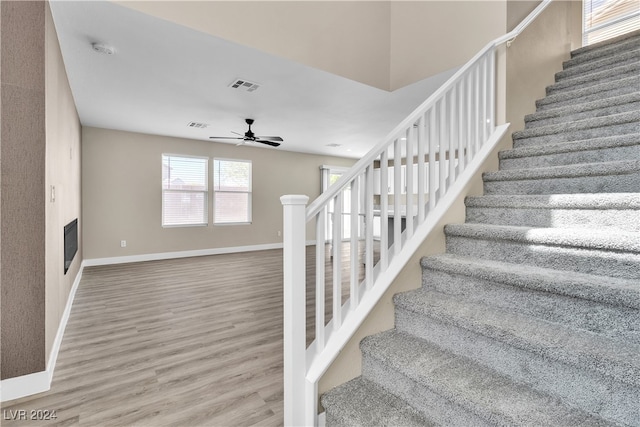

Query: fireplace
left=64, top=218, right=78, bottom=274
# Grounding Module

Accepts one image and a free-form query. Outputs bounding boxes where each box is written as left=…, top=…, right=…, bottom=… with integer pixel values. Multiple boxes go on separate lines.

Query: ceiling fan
left=209, top=118, right=283, bottom=147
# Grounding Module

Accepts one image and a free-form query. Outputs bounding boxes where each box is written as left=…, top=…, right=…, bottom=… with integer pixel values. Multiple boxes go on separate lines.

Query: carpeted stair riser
left=500, top=138, right=640, bottom=170
left=321, top=377, right=433, bottom=427
left=465, top=193, right=640, bottom=232
left=484, top=159, right=640, bottom=192
left=512, top=110, right=640, bottom=148
left=569, top=36, right=640, bottom=62
left=566, top=32, right=640, bottom=65
left=422, top=267, right=640, bottom=344
left=393, top=301, right=640, bottom=426
left=556, top=46, right=640, bottom=81
left=535, top=75, right=639, bottom=111
left=421, top=254, right=640, bottom=311
left=465, top=203, right=640, bottom=231
left=546, top=61, right=640, bottom=96
left=524, top=94, right=640, bottom=129
left=359, top=330, right=609, bottom=426
left=444, top=224, right=640, bottom=279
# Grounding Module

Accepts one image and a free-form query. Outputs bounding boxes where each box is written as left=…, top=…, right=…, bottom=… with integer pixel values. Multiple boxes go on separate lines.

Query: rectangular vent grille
left=187, top=122, right=209, bottom=129
left=229, top=79, right=260, bottom=92
left=326, top=143, right=342, bottom=147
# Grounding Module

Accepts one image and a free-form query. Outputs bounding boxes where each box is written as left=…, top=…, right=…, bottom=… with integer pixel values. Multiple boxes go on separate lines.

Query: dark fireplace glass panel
left=64, top=218, right=78, bottom=274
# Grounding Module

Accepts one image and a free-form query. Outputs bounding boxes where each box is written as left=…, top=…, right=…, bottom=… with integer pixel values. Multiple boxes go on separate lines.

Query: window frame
left=213, top=157, right=253, bottom=226
left=161, top=153, right=209, bottom=228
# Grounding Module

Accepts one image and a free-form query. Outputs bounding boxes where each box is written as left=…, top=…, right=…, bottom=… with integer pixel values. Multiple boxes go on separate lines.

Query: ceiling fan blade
left=231, top=131, right=244, bottom=136
left=256, top=139, right=281, bottom=147
left=209, top=136, right=244, bottom=140
left=256, top=136, right=283, bottom=142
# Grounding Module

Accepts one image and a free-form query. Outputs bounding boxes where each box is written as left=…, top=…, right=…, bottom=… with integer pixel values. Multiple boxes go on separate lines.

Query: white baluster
left=393, top=139, right=402, bottom=256
left=315, top=210, right=325, bottom=352
left=380, top=150, right=389, bottom=271
left=350, top=178, right=359, bottom=309
left=405, top=127, right=414, bottom=239
left=417, top=116, right=426, bottom=224
left=365, top=165, right=374, bottom=289
left=428, top=108, right=437, bottom=209
left=332, top=194, right=342, bottom=330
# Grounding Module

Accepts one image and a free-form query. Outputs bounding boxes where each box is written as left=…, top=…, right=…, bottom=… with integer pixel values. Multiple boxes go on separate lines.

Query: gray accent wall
left=1, top=0, right=47, bottom=380
left=1, top=1, right=82, bottom=381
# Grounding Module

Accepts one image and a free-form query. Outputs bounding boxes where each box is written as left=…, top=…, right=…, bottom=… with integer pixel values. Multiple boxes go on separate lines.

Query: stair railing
left=281, top=2, right=551, bottom=425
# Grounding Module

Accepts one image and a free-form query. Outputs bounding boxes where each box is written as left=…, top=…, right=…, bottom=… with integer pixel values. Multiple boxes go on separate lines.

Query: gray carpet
left=322, top=31, right=640, bottom=426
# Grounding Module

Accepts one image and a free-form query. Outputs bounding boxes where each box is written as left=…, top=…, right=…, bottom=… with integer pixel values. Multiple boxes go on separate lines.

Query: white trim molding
left=83, top=241, right=315, bottom=267
left=0, top=261, right=85, bottom=403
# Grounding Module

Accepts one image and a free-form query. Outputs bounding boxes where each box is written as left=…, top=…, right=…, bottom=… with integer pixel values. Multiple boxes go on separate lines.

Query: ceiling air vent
left=187, top=122, right=209, bottom=129
left=326, top=143, right=342, bottom=147
left=229, top=79, right=260, bottom=93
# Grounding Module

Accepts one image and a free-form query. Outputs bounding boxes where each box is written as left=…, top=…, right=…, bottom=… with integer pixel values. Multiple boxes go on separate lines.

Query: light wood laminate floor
left=2, top=245, right=366, bottom=426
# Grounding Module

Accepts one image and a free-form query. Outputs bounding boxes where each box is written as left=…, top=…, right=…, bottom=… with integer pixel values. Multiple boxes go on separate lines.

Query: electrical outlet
left=120, top=240, right=127, bottom=248
left=277, top=231, right=282, bottom=237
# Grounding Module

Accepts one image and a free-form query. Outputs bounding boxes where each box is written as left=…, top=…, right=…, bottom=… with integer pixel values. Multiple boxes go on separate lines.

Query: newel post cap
left=280, top=195, right=309, bottom=206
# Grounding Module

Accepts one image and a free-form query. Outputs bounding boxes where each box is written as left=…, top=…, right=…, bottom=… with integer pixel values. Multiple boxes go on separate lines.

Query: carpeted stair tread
left=464, top=193, right=640, bottom=231
left=512, top=110, right=640, bottom=142
left=546, top=60, right=640, bottom=95
left=502, top=133, right=640, bottom=160
left=524, top=92, right=640, bottom=128
left=321, top=376, right=434, bottom=427
left=392, top=291, right=640, bottom=387
left=421, top=253, right=640, bottom=343
left=535, top=74, right=640, bottom=110
left=569, top=30, right=640, bottom=60
left=484, top=159, right=640, bottom=182
left=557, top=45, right=640, bottom=81
left=361, top=330, right=610, bottom=427
left=445, top=223, right=640, bottom=279
left=421, top=252, right=640, bottom=310
left=444, top=223, right=640, bottom=253
left=465, top=193, right=640, bottom=211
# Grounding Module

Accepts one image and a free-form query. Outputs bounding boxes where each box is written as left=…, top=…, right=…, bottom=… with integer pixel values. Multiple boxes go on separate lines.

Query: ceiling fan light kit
left=209, top=118, right=283, bottom=147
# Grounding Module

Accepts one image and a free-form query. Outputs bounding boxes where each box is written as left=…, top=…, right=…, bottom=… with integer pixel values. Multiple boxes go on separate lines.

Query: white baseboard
left=0, top=261, right=85, bottom=403
left=84, top=241, right=316, bottom=267
left=84, top=242, right=283, bottom=266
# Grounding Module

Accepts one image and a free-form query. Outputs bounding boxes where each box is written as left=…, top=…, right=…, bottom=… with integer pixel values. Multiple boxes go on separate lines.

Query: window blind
left=213, top=158, right=252, bottom=224
left=584, top=0, right=640, bottom=45
left=162, top=155, right=208, bottom=226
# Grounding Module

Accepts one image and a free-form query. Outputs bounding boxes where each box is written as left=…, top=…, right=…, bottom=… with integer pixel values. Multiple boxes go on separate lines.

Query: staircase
left=321, top=31, right=640, bottom=426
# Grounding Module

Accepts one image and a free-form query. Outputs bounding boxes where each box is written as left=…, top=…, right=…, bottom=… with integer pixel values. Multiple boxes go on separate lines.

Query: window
left=214, top=158, right=252, bottom=224
left=583, top=0, right=640, bottom=45
left=162, top=154, right=208, bottom=226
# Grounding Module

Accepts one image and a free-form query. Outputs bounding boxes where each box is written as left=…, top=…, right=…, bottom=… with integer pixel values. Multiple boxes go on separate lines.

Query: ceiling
left=49, top=1, right=456, bottom=159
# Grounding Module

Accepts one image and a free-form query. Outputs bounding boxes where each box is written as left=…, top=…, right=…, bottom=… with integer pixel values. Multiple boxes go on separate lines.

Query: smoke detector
left=91, top=43, right=115, bottom=55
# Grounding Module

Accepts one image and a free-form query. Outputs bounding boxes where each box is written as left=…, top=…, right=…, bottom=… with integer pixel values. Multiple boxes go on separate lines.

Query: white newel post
left=281, top=195, right=311, bottom=427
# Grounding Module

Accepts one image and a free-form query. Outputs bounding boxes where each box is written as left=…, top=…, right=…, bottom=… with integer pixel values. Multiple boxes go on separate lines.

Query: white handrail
left=282, top=1, right=552, bottom=425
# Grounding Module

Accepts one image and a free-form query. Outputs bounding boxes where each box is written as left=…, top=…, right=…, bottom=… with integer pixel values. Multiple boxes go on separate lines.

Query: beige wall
left=82, top=127, right=356, bottom=260
left=116, top=1, right=513, bottom=91
left=318, top=0, right=582, bottom=402
left=45, top=3, right=83, bottom=363
left=390, top=1, right=507, bottom=90
left=506, top=0, right=583, bottom=133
